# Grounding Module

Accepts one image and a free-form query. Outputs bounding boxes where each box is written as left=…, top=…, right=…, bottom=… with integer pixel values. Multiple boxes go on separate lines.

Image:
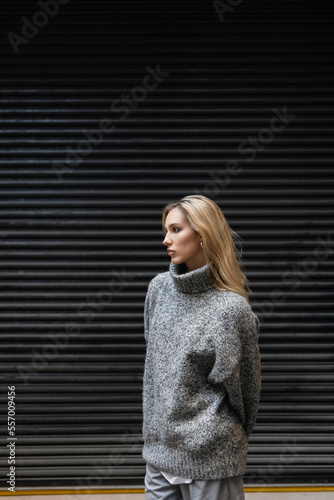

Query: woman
left=142, top=195, right=261, bottom=500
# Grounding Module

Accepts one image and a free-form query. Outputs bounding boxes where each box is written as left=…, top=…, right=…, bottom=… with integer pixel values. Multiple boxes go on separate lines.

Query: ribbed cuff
left=142, top=439, right=248, bottom=480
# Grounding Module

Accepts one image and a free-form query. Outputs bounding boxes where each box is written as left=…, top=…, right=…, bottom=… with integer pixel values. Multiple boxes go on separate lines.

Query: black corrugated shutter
left=0, top=0, right=334, bottom=490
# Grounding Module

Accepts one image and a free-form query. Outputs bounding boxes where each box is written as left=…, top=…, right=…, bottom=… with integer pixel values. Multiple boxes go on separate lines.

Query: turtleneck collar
left=169, top=261, right=215, bottom=294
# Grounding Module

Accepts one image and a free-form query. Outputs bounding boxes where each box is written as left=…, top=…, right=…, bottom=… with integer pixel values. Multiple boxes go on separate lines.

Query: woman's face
left=163, top=207, right=205, bottom=271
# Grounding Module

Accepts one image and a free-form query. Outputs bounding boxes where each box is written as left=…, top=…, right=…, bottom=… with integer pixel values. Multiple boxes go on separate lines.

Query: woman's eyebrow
left=164, top=222, right=181, bottom=229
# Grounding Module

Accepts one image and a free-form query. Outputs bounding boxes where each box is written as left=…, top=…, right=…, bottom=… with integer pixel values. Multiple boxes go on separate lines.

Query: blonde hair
left=162, top=194, right=252, bottom=303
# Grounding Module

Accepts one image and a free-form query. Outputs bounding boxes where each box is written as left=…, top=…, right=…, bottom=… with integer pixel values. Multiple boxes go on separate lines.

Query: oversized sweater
left=142, top=261, right=261, bottom=480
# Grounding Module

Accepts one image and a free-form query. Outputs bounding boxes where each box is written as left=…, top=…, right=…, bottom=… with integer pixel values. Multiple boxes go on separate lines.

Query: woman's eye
left=163, top=227, right=180, bottom=235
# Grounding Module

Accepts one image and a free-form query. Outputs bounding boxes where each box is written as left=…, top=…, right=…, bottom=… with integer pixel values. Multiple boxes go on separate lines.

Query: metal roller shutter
left=0, top=0, right=333, bottom=490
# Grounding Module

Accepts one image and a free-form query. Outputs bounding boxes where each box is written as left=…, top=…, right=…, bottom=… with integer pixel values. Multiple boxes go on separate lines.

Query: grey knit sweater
left=142, top=261, right=261, bottom=480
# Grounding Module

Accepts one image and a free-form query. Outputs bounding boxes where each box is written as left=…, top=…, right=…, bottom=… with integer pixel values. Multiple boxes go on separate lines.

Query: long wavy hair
left=162, top=194, right=252, bottom=303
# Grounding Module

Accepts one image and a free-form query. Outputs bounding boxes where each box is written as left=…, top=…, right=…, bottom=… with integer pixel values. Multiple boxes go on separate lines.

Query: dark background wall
left=0, top=0, right=334, bottom=490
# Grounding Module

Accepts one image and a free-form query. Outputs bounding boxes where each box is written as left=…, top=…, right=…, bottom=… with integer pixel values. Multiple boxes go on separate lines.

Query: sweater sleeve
left=237, top=305, right=261, bottom=437
left=207, top=300, right=261, bottom=438
left=143, top=278, right=155, bottom=342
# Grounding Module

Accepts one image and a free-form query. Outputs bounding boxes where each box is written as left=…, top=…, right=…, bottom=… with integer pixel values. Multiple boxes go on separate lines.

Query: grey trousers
left=144, top=462, right=245, bottom=500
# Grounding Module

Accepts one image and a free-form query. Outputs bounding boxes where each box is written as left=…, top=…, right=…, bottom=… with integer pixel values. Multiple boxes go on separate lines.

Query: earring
left=200, top=241, right=203, bottom=248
